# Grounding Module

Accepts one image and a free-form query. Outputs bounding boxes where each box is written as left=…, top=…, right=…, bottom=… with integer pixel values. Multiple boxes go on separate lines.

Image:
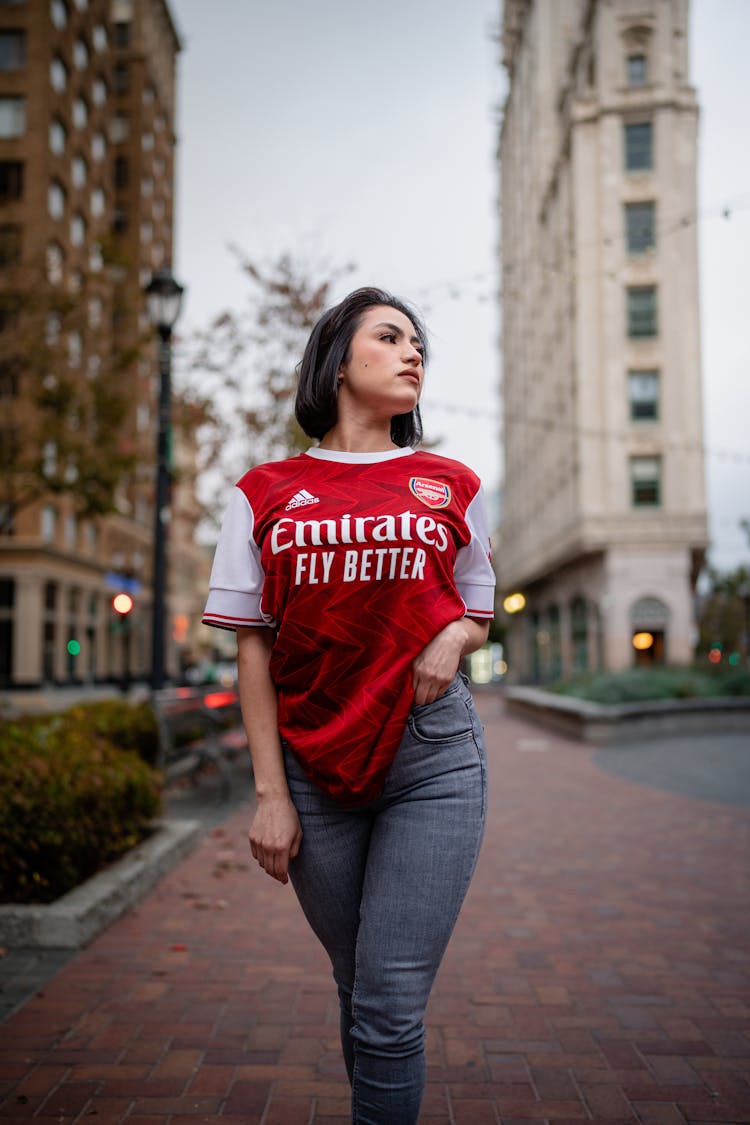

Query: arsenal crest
left=409, top=476, right=452, bottom=509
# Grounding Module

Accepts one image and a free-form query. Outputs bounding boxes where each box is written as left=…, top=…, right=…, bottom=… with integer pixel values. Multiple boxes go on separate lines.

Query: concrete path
left=1, top=694, right=748, bottom=1123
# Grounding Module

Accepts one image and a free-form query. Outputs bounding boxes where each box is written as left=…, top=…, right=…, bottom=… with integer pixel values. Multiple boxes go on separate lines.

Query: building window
left=87, top=297, right=102, bottom=329
left=48, top=180, right=66, bottom=219
left=45, top=312, right=61, bottom=344
left=87, top=354, right=100, bottom=378
left=114, top=154, right=128, bottom=188
left=92, top=23, right=107, bottom=50
left=49, top=118, right=66, bottom=154
left=64, top=514, right=77, bottom=548
left=625, top=201, right=655, bottom=255
left=89, top=241, right=103, bottom=271
left=46, top=242, right=64, bottom=283
left=0, top=363, right=18, bottom=397
left=42, top=440, right=57, bottom=477
left=0, top=501, right=14, bottom=535
left=113, top=21, right=130, bottom=48
left=41, top=504, right=57, bottom=541
left=112, top=206, right=128, bottom=234
left=0, top=426, right=19, bottom=469
left=143, top=85, right=155, bottom=106
left=73, top=38, right=88, bottom=70
left=90, top=187, right=105, bottom=216
left=70, top=213, right=86, bottom=246
left=68, top=330, right=82, bottom=366
left=627, top=285, right=657, bottom=337
left=71, top=154, right=87, bottom=187
left=624, top=121, right=653, bottom=172
left=50, top=56, right=67, bottom=93
left=0, top=161, right=23, bottom=199
left=0, top=95, right=25, bottom=137
left=570, top=596, right=588, bottom=673
left=628, top=370, right=659, bottom=421
left=0, top=577, right=13, bottom=610
left=140, top=220, right=152, bottom=244
left=85, top=522, right=97, bottom=557
left=630, top=455, right=661, bottom=507
left=142, top=132, right=154, bottom=152
left=113, top=63, right=129, bottom=95
left=141, top=175, right=153, bottom=197
left=111, top=114, right=129, bottom=143
left=72, top=97, right=88, bottom=129
left=92, top=76, right=106, bottom=106
left=91, top=132, right=105, bottom=162
left=50, top=0, right=67, bottom=29
left=0, top=576, right=14, bottom=685
left=0, top=30, right=26, bottom=71
left=627, top=54, right=647, bottom=86
left=0, top=224, right=21, bottom=265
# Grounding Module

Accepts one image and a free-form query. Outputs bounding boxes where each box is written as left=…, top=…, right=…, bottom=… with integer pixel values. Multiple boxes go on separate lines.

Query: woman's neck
left=318, top=418, right=396, bottom=454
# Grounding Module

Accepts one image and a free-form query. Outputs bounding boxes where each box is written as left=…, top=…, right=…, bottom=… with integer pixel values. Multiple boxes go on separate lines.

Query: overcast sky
left=170, top=0, right=749, bottom=572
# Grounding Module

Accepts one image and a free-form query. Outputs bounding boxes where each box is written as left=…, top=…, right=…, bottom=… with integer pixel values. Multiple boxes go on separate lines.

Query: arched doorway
left=630, top=596, right=669, bottom=665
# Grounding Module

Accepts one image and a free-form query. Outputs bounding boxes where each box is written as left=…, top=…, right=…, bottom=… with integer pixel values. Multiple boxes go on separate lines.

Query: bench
left=152, top=687, right=248, bottom=800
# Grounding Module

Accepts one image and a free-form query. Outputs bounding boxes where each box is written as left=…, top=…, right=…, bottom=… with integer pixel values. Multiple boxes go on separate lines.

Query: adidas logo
left=285, top=489, right=321, bottom=511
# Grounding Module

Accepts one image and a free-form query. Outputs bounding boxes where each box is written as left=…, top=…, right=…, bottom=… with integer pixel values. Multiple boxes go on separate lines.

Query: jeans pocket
left=408, top=680, right=475, bottom=745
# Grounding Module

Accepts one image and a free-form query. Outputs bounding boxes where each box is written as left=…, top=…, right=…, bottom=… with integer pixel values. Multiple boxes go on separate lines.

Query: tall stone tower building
left=498, top=0, right=708, bottom=679
left=0, top=0, right=184, bottom=687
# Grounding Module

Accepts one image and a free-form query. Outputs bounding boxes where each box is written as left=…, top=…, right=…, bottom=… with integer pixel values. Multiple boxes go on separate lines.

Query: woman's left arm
left=412, top=616, right=489, bottom=706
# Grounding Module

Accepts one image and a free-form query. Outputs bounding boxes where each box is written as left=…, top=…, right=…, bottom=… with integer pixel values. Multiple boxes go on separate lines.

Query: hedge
left=0, top=705, right=162, bottom=905
left=549, top=664, right=750, bottom=704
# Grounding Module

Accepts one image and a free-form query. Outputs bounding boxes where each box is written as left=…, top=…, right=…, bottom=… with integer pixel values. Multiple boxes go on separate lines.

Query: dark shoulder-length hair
left=295, top=286, right=428, bottom=447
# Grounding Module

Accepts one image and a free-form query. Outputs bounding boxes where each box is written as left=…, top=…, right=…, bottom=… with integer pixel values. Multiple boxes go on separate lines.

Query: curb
left=503, top=685, right=750, bottom=744
left=0, top=819, right=202, bottom=951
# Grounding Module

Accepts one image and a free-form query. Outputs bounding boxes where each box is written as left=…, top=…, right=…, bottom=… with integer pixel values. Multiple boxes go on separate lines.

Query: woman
left=203, top=286, right=495, bottom=1123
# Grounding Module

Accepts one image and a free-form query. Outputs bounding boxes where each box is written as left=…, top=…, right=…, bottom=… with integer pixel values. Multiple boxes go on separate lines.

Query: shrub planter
left=0, top=818, right=201, bottom=950
left=503, top=686, right=750, bottom=745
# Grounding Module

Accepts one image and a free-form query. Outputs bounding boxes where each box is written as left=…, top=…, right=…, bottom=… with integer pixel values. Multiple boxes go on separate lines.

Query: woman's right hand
left=248, top=794, right=303, bottom=885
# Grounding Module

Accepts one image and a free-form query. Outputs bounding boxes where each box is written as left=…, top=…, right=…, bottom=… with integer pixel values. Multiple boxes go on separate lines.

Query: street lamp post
left=145, top=267, right=184, bottom=691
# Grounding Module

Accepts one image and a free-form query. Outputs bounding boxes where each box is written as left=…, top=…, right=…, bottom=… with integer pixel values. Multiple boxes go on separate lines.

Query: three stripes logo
left=285, top=489, right=320, bottom=511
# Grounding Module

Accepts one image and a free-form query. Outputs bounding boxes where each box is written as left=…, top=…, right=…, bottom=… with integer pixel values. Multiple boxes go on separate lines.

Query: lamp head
left=145, top=267, right=184, bottom=336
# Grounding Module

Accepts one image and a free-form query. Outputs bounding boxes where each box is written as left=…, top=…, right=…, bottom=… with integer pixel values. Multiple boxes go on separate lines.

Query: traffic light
left=112, top=592, right=134, bottom=615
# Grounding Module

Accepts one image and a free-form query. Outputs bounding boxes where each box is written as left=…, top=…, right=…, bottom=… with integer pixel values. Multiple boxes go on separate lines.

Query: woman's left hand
left=412, top=619, right=469, bottom=706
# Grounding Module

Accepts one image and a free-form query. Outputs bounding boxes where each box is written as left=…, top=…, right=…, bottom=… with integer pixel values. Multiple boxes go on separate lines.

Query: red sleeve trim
left=202, top=612, right=265, bottom=627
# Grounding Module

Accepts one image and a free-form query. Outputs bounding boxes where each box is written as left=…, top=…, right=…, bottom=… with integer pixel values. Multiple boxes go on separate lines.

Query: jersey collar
left=304, top=447, right=415, bottom=465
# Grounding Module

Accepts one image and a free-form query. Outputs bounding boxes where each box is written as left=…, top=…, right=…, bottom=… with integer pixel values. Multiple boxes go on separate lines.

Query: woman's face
left=338, top=305, right=424, bottom=421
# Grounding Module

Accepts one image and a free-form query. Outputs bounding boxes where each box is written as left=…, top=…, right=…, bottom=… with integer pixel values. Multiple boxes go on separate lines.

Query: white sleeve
left=202, top=486, right=277, bottom=630
left=454, top=485, right=495, bottom=620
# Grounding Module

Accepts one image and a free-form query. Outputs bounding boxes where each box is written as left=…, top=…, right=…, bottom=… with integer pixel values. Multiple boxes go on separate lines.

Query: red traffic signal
left=112, top=592, right=134, bottom=615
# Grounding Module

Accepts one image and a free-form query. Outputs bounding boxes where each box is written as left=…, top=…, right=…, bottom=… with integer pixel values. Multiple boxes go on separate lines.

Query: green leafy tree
left=0, top=261, right=137, bottom=533
left=698, top=563, right=750, bottom=662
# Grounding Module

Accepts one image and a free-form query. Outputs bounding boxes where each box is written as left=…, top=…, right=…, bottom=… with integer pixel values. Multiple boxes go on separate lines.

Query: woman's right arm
left=236, top=625, right=302, bottom=885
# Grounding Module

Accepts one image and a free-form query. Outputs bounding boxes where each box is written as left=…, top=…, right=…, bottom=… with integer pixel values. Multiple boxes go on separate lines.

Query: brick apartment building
left=0, top=0, right=208, bottom=687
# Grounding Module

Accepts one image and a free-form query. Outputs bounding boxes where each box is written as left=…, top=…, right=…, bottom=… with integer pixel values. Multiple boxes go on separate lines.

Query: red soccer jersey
left=203, top=447, right=495, bottom=804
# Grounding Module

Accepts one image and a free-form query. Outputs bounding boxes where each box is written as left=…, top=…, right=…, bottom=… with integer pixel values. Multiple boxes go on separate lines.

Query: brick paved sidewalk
left=1, top=694, right=749, bottom=1123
